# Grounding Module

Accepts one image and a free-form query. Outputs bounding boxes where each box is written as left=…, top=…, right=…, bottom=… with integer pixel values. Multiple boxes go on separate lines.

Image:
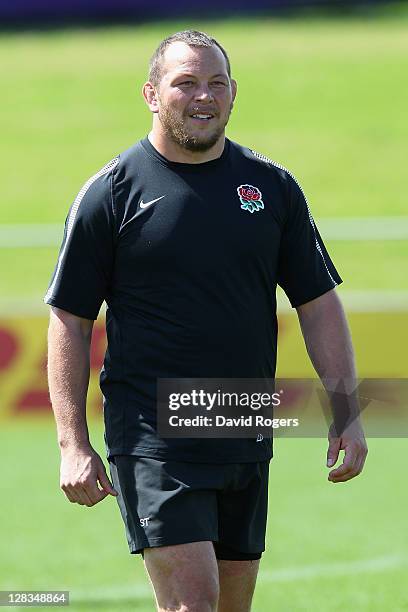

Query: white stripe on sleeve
left=44, top=156, right=119, bottom=303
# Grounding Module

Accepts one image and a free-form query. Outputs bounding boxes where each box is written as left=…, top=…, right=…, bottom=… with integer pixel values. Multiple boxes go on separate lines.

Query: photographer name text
left=168, top=415, right=299, bottom=428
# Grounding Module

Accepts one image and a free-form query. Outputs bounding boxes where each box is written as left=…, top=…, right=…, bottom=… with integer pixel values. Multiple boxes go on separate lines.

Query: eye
left=211, top=81, right=227, bottom=87
left=177, top=80, right=194, bottom=87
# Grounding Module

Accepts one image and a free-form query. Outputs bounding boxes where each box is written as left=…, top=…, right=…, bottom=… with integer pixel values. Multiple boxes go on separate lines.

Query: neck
left=148, top=129, right=225, bottom=164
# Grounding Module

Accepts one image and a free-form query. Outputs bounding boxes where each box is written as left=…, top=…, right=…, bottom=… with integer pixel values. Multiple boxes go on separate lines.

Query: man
left=45, top=30, right=368, bottom=612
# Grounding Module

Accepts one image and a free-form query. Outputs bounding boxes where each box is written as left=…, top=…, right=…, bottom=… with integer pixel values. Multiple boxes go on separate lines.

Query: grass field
left=1, top=10, right=408, bottom=300
left=1, top=419, right=407, bottom=611
left=1, top=8, right=407, bottom=611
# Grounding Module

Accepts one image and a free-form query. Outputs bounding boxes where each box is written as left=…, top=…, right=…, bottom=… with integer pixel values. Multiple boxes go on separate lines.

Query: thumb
left=97, top=465, right=118, bottom=496
left=327, top=438, right=340, bottom=467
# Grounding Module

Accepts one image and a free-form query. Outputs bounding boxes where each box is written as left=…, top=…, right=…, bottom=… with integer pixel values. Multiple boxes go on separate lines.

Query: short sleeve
left=44, top=157, right=119, bottom=320
left=277, top=174, right=342, bottom=308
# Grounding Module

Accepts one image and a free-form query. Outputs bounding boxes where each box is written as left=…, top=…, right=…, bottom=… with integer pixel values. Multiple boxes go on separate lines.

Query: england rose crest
left=237, top=184, right=264, bottom=213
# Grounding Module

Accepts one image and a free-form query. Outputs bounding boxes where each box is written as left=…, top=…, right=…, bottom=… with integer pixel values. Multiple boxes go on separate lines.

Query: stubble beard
left=158, top=98, right=233, bottom=153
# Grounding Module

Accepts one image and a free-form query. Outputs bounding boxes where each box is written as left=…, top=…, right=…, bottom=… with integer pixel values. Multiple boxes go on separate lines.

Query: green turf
left=1, top=419, right=407, bottom=611
left=1, top=16, right=407, bottom=223
left=1, top=14, right=408, bottom=299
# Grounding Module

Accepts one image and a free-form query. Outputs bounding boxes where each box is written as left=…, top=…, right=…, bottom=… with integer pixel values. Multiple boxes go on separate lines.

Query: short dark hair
left=148, top=30, right=231, bottom=87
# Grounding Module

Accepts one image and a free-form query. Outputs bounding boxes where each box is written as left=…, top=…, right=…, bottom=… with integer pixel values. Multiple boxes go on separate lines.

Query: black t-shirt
left=45, top=137, right=342, bottom=462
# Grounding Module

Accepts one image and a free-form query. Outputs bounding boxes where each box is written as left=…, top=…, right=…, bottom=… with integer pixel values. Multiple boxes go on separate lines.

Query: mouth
left=188, top=112, right=215, bottom=122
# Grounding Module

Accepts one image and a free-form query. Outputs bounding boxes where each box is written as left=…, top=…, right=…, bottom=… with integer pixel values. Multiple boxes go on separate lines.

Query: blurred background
left=0, top=1, right=407, bottom=610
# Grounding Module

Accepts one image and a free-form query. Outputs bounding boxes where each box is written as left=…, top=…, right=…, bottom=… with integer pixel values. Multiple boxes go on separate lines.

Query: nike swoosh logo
left=140, top=195, right=166, bottom=209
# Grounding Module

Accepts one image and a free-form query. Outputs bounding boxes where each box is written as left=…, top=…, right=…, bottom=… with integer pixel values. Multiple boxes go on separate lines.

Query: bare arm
left=296, top=289, right=368, bottom=483
left=48, top=307, right=117, bottom=505
left=48, top=307, right=94, bottom=447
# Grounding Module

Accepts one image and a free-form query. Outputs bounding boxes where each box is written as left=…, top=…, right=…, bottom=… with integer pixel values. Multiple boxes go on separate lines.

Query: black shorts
left=109, top=456, right=270, bottom=561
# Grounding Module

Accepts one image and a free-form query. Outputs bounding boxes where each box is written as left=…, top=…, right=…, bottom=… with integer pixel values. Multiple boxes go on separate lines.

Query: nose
left=194, top=83, right=214, bottom=103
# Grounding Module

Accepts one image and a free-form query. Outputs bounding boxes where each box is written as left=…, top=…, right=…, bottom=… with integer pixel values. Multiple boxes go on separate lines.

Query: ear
left=142, top=81, right=159, bottom=113
left=231, top=79, right=238, bottom=103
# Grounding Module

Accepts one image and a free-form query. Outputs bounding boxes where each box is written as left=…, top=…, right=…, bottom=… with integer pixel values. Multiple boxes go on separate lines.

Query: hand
left=326, top=423, right=368, bottom=483
left=60, top=444, right=118, bottom=506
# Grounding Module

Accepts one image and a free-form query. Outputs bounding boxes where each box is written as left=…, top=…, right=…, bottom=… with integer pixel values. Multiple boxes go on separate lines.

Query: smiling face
left=143, top=41, right=237, bottom=157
